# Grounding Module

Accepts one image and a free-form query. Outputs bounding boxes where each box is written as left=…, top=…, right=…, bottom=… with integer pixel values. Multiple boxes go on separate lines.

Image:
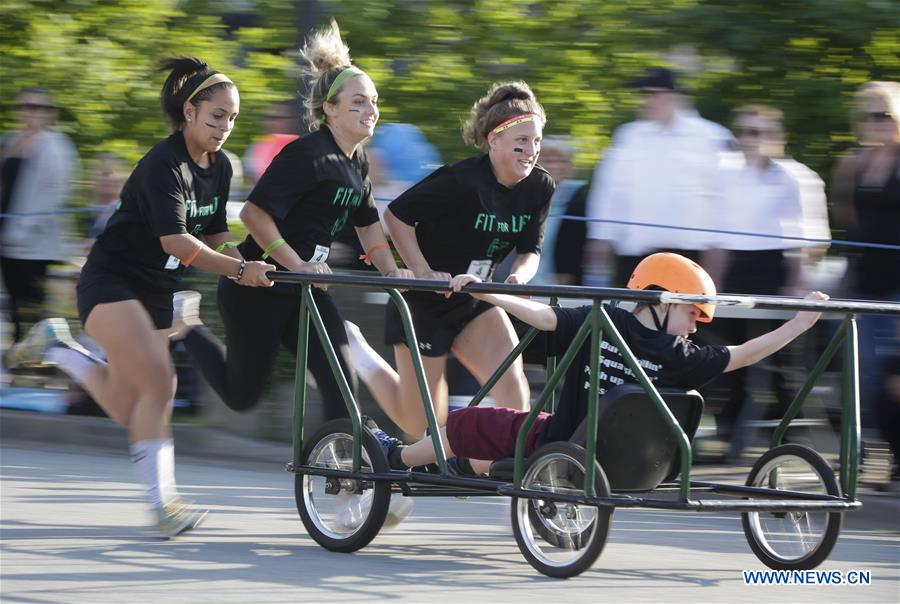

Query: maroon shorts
left=446, top=406, right=550, bottom=460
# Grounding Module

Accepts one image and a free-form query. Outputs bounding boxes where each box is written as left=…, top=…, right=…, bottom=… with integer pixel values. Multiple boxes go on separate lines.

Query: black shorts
left=384, top=290, right=493, bottom=357
left=77, top=261, right=174, bottom=330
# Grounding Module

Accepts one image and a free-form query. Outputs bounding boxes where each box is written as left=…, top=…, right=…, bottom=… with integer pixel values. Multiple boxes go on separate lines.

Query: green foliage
left=0, top=0, right=296, bottom=165
left=2, top=0, right=896, bottom=183
left=323, top=0, right=899, bottom=176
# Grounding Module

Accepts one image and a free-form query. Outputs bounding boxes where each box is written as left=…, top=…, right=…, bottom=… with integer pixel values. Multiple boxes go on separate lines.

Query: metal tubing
left=841, top=316, right=861, bottom=500
left=513, top=315, right=594, bottom=487
left=583, top=303, right=603, bottom=498
left=291, top=285, right=311, bottom=467
left=772, top=317, right=848, bottom=447
left=468, top=326, right=539, bottom=408
left=304, top=288, right=363, bottom=471
left=596, top=306, right=694, bottom=501
left=386, top=289, right=448, bottom=474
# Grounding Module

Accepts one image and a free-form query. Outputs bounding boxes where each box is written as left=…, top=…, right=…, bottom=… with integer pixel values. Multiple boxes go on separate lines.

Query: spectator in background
left=0, top=87, right=78, bottom=343
left=332, top=122, right=441, bottom=268
left=528, top=136, right=587, bottom=285
left=243, top=99, right=300, bottom=185
left=830, top=81, right=900, bottom=430
left=876, top=322, right=900, bottom=492
left=86, top=153, right=128, bottom=241
left=707, top=104, right=828, bottom=444
left=582, top=67, right=733, bottom=287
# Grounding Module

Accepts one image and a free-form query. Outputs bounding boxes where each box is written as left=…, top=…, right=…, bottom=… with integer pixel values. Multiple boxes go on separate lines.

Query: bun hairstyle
left=462, top=81, right=546, bottom=149
left=299, top=20, right=357, bottom=130
left=158, top=56, right=235, bottom=128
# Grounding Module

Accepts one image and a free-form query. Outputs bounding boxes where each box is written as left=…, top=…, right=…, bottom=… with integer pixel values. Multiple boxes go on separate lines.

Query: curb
left=0, top=408, right=289, bottom=467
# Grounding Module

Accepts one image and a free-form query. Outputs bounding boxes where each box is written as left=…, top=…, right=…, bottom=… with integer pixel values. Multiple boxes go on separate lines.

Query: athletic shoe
left=360, top=416, right=400, bottom=457
left=9, top=318, right=94, bottom=367
left=334, top=490, right=367, bottom=531
left=383, top=495, right=413, bottom=529
left=172, top=290, right=202, bottom=325
left=153, top=497, right=208, bottom=539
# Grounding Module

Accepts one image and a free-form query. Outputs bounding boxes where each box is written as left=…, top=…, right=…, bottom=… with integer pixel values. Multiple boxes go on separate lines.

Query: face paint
left=513, top=147, right=524, bottom=153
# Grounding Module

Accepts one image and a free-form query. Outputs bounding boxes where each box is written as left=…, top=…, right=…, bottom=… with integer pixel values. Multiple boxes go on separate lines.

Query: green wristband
left=261, top=238, right=286, bottom=260
left=214, top=241, right=239, bottom=253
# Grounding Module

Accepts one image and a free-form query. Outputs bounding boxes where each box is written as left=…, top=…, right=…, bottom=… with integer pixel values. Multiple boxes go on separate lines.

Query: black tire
left=511, top=442, right=613, bottom=578
left=741, top=444, right=843, bottom=570
left=295, top=418, right=391, bottom=553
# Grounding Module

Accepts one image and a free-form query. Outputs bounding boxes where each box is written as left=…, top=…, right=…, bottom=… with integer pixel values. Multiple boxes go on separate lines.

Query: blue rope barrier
left=546, top=214, right=900, bottom=252
left=2, top=205, right=897, bottom=252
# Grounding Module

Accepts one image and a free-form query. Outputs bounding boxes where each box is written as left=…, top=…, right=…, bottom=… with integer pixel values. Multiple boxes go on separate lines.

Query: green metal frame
left=290, top=281, right=864, bottom=504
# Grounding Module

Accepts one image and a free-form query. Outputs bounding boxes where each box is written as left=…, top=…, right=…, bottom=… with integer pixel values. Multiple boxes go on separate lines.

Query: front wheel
left=511, top=442, right=613, bottom=578
left=295, top=419, right=391, bottom=553
left=741, top=444, right=843, bottom=570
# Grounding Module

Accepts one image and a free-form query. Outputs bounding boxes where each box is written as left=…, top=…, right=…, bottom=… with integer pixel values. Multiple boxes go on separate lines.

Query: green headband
left=325, top=66, right=364, bottom=101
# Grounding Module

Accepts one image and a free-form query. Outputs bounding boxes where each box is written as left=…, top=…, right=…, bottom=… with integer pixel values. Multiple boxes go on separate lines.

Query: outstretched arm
left=449, top=274, right=558, bottom=330
left=724, top=291, right=828, bottom=372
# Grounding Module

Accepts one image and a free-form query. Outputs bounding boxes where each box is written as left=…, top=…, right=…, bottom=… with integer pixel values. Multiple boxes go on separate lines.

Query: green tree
left=0, top=0, right=297, bottom=165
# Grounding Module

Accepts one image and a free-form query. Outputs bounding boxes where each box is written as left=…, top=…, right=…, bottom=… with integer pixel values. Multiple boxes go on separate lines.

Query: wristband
left=228, top=259, right=246, bottom=281
left=359, top=242, right=391, bottom=266
left=261, top=238, right=286, bottom=260
left=215, top=241, right=239, bottom=253
left=182, top=242, right=203, bottom=266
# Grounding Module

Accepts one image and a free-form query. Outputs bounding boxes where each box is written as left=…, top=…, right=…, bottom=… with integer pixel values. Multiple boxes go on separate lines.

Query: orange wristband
left=359, top=242, right=391, bottom=266
left=182, top=242, right=203, bottom=266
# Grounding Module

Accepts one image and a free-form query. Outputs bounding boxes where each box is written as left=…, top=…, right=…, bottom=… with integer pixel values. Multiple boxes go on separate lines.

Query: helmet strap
left=649, top=304, right=670, bottom=332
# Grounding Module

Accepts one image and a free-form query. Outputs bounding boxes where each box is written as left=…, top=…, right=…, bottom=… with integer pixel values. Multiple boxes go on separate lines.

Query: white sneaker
left=172, top=290, right=202, bottom=325
left=383, top=496, right=413, bottom=529
left=153, top=497, right=208, bottom=539
left=9, top=318, right=94, bottom=367
left=333, top=490, right=369, bottom=531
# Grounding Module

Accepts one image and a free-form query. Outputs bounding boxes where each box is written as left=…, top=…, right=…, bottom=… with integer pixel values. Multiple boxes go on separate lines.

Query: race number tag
left=164, top=255, right=181, bottom=270
left=306, top=244, right=330, bottom=264
left=466, top=259, right=492, bottom=280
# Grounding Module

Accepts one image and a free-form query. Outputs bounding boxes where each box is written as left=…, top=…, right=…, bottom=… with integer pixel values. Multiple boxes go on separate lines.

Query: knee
left=223, top=383, right=263, bottom=412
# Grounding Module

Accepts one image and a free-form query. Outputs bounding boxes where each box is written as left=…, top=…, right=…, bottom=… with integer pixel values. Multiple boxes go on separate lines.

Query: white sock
left=130, top=438, right=178, bottom=509
left=46, top=346, right=104, bottom=387
left=158, top=439, right=178, bottom=504
left=344, top=321, right=393, bottom=381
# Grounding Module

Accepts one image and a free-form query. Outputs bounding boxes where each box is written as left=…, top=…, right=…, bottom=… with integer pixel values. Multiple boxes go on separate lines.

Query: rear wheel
left=741, top=444, right=843, bottom=570
left=295, top=419, right=391, bottom=553
left=511, top=442, right=613, bottom=578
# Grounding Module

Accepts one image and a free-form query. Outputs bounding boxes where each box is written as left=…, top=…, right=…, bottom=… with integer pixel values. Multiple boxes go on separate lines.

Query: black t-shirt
left=388, top=155, right=555, bottom=279
left=553, top=183, right=590, bottom=285
left=240, top=127, right=379, bottom=270
left=89, top=131, right=231, bottom=292
left=541, top=304, right=731, bottom=443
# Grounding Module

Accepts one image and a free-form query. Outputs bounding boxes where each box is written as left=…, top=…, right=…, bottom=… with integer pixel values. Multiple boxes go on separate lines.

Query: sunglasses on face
left=861, top=111, right=895, bottom=123
left=16, top=102, right=54, bottom=111
left=736, top=127, right=775, bottom=138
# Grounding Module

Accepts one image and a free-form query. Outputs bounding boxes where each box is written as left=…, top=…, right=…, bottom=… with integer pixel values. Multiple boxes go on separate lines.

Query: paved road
left=1, top=443, right=898, bottom=603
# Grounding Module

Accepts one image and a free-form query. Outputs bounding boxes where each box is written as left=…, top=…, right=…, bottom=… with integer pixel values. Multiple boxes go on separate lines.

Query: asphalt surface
left=2, top=434, right=898, bottom=603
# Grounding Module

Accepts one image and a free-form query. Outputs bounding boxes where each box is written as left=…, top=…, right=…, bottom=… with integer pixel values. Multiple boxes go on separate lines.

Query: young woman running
left=171, top=21, right=413, bottom=422
left=14, top=57, right=273, bottom=538
left=346, top=81, right=555, bottom=437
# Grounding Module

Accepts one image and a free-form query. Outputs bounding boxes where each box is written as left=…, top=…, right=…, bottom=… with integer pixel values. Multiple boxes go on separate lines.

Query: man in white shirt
left=708, top=104, right=829, bottom=449
left=583, top=67, right=735, bottom=286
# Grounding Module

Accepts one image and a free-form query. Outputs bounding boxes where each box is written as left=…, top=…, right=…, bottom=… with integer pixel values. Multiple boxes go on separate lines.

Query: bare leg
left=393, top=346, right=449, bottom=436
left=451, top=307, right=530, bottom=410
left=83, top=300, right=176, bottom=437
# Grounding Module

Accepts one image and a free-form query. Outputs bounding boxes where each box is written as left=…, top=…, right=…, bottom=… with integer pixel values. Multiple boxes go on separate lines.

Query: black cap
left=630, top=67, right=680, bottom=92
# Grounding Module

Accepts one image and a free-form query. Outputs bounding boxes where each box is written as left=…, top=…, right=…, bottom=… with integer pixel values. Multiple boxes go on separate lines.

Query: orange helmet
left=627, top=253, right=717, bottom=322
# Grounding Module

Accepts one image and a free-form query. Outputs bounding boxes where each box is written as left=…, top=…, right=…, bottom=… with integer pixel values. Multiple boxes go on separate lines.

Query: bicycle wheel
left=511, top=442, right=613, bottom=578
left=741, top=444, right=843, bottom=570
left=295, top=418, right=391, bottom=553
